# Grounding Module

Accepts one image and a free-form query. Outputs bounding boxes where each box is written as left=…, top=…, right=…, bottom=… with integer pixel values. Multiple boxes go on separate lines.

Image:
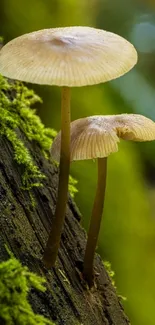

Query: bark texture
left=0, top=90, right=130, bottom=325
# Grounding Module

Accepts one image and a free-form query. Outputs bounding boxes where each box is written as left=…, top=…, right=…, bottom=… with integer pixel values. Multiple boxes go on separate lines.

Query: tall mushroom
left=0, top=27, right=137, bottom=268
left=51, top=113, right=155, bottom=286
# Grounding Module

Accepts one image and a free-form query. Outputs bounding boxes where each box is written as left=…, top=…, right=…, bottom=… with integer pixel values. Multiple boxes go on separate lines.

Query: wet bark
left=0, top=95, right=130, bottom=325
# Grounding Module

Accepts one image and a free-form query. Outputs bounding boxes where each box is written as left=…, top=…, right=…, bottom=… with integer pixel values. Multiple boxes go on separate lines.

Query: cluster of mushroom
left=0, top=26, right=155, bottom=287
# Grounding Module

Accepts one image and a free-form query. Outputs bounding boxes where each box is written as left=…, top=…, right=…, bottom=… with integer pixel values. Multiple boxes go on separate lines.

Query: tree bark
left=0, top=87, right=130, bottom=325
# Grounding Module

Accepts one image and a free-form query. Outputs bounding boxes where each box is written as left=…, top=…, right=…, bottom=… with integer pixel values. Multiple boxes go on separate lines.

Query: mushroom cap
left=0, top=26, right=137, bottom=87
left=51, top=114, right=155, bottom=161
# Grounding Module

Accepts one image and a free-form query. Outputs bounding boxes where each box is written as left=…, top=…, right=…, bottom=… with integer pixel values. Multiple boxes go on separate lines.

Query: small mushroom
left=51, top=113, right=155, bottom=286
left=0, top=27, right=137, bottom=268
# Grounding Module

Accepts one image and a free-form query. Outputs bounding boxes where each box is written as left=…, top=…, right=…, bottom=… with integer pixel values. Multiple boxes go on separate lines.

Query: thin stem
left=83, top=157, right=107, bottom=287
left=43, top=87, right=71, bottom=268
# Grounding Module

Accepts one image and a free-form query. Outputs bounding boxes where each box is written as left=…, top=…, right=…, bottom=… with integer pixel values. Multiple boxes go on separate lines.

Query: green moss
left=69, top=176, right=78, bottom=198
left=0, top=75, right=77, bottom=196
left=0, top=251, right=54, bottom=325
left=104, top=261, right=115, bottom=287
left=104, top=261, right=126, bottom=302
left=0, top=76, right=56, bottom=190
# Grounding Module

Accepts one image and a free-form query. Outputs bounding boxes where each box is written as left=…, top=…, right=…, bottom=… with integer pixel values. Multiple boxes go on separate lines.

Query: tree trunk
left=0, top=80, right=130, bottom=325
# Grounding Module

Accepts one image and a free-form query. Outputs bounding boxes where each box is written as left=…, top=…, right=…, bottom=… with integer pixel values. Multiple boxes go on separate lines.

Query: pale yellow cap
left=0, top=26, right=137, bottom=87
left=51, top=114, right=155, bottom=161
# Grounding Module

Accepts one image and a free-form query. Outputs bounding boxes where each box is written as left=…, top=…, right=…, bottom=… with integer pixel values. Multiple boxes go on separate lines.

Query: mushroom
left=0, top=27, right=137, bottom=268
left=51, top=113, right=155, bottom=286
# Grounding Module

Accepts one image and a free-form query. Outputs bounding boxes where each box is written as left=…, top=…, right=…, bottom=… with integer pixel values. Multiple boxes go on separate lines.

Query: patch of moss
left=0, top=252, right=54, bottom=325
left=104, top=261, right=115, bottom=287
left=0, top=76, right=55, bottom=190
left=0, top=75, right=77, bottom=196
left=69, top=176, right=78, bottom=198
left=104, top=261, right=126, bottom=302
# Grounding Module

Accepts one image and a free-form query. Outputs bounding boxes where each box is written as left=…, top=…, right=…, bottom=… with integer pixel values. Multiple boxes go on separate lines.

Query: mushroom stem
left=83, top=157, right=107, bottom=287
left=43, top=86, right=71, bottom=268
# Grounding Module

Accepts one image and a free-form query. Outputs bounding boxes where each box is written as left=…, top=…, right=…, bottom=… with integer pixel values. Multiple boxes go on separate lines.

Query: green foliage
left=0, top=254, right=54, bottom=325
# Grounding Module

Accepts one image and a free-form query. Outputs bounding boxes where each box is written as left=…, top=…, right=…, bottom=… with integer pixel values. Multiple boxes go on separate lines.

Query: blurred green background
left=1, top=1, right=155, bottom=324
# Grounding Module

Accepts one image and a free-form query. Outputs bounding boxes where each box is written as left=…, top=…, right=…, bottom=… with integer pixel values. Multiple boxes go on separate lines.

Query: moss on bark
left=0, top=75, right=130, bottom=325
left=0, top=250, right=54, bottom=325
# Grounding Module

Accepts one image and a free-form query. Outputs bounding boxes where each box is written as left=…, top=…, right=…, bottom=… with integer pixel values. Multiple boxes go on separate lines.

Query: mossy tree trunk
left=0, top=79, right=130, bottom=325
